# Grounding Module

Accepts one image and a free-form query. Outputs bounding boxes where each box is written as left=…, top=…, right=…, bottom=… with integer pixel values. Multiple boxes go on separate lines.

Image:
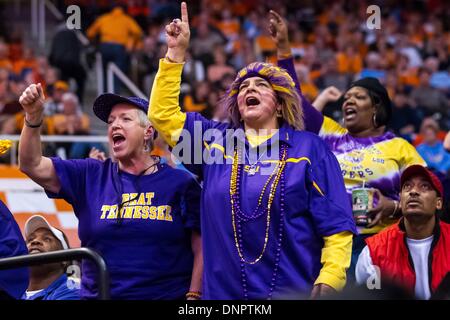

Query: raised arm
left=148, top=2, right=190, bottom=147
left=312, top=86, right=342, bottom=112
left=268, top=10, right=324, bottom=134
left=18, top=83, right=60, bottom=194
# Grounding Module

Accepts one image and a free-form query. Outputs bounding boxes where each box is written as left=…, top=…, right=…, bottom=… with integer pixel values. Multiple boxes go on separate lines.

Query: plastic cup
left=352, top=188, right=374, bottom=226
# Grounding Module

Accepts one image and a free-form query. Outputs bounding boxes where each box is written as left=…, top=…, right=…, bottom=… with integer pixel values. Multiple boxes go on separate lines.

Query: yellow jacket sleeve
left=148, top=59, right=187, bottom=147
left=314, top=231, right=353, bottom=291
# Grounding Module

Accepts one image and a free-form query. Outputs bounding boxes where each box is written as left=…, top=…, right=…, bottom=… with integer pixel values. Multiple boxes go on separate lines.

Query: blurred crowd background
left=0, top=0, right=449, bottom=176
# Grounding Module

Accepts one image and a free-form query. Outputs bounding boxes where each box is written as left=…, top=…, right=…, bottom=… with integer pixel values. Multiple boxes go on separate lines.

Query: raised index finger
left=269, top=10, right=282, bottom=23
left=181, top=2, right=189, bottom=25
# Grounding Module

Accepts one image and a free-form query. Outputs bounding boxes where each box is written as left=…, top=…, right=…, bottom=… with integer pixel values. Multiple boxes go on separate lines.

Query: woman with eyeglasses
left=17, top=87, right=202, bottom=300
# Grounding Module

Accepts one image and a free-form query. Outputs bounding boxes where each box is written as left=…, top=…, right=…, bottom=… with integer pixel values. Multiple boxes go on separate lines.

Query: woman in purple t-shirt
left=17, top=86, right=202, bottom=300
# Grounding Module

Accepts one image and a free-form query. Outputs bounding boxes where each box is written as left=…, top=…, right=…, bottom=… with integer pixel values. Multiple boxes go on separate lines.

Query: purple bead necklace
left=230, top=143, right=287, bottom=299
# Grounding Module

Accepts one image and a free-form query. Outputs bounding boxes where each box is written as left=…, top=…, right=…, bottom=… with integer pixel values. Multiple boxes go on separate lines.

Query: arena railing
left=95, top=53, right=147, bottom=99
left=1, top=135, right=108, bottom=165
left=0, top=247, right=110, bottom=300
left=31, top=0, right=90, bottom=50
left=30, top=1, right=145, bottom=98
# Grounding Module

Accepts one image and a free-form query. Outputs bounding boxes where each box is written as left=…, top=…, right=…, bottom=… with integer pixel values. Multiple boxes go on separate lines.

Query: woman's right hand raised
left=165, top=2, right=190, bottom=63
left=312, top=86, right=342, bottom=112
left=268, top=10, right=291, bottom=58
left=19, top=83, right=45, bottom=122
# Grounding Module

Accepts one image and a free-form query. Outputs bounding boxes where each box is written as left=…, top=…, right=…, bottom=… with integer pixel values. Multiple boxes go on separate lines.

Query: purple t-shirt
left=177, top=113, right=356, bottom=299
left=46, top=158, right=201, bottom=299
left=0, top=200, right=28, bottom=299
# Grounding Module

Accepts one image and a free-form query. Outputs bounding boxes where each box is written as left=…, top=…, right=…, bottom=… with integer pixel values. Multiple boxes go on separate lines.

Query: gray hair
left=135, top=109, right=154, bottom=152
left=136, top=109, right=150, bottom=127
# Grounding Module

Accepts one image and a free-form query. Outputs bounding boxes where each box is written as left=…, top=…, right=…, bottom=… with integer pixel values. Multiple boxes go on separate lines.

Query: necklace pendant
left=248, top=166, right=257, bottom=176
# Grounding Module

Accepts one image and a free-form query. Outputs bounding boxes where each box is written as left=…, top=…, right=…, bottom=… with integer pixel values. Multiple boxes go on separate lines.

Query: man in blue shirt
left=22, top=215, right=80, bottom=300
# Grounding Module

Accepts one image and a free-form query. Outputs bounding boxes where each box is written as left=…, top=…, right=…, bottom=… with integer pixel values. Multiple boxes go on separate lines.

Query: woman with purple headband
left=148, top=2, right=356, bottom=299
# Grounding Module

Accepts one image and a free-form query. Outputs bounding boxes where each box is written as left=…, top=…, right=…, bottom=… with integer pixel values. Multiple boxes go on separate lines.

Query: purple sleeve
left=181, top=174, right=201, bottom=232
left=277, top=57, right=324, bottom=134
left=0, top=201, right=29, bottom=299
left=45, top=157, right=88, bottom=208
left=175, top=112, right=230, bottom=178
left=307, top=144, right=357, bottom=236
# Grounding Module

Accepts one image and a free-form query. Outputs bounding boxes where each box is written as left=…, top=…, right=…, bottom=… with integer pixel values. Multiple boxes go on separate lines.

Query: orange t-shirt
left=336, top=52, right=362, bottom=74
left=255, top=35, right=276, bottom=52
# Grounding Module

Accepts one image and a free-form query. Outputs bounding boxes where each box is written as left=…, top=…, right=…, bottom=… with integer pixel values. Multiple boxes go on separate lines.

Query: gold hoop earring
left=143, top=141, right=150, bottom=153
left=372, top=113, right=378, bottom=128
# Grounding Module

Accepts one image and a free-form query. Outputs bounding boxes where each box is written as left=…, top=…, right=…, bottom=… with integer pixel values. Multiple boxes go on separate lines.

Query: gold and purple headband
left=228, top=62, right=296, bottom=98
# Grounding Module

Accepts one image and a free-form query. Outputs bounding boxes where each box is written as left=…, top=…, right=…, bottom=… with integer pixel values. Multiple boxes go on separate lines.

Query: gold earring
left=143, top=141, right=150, bottom=153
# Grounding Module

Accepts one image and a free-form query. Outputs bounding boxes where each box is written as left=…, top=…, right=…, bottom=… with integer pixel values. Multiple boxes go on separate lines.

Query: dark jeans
left=99, top=43, right=129, bottom=93
left=56, top=62, right=86, bottom=103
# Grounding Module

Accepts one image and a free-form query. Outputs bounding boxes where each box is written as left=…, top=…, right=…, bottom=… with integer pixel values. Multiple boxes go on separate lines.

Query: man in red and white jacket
left=356, top=164, right=450, bottom=299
